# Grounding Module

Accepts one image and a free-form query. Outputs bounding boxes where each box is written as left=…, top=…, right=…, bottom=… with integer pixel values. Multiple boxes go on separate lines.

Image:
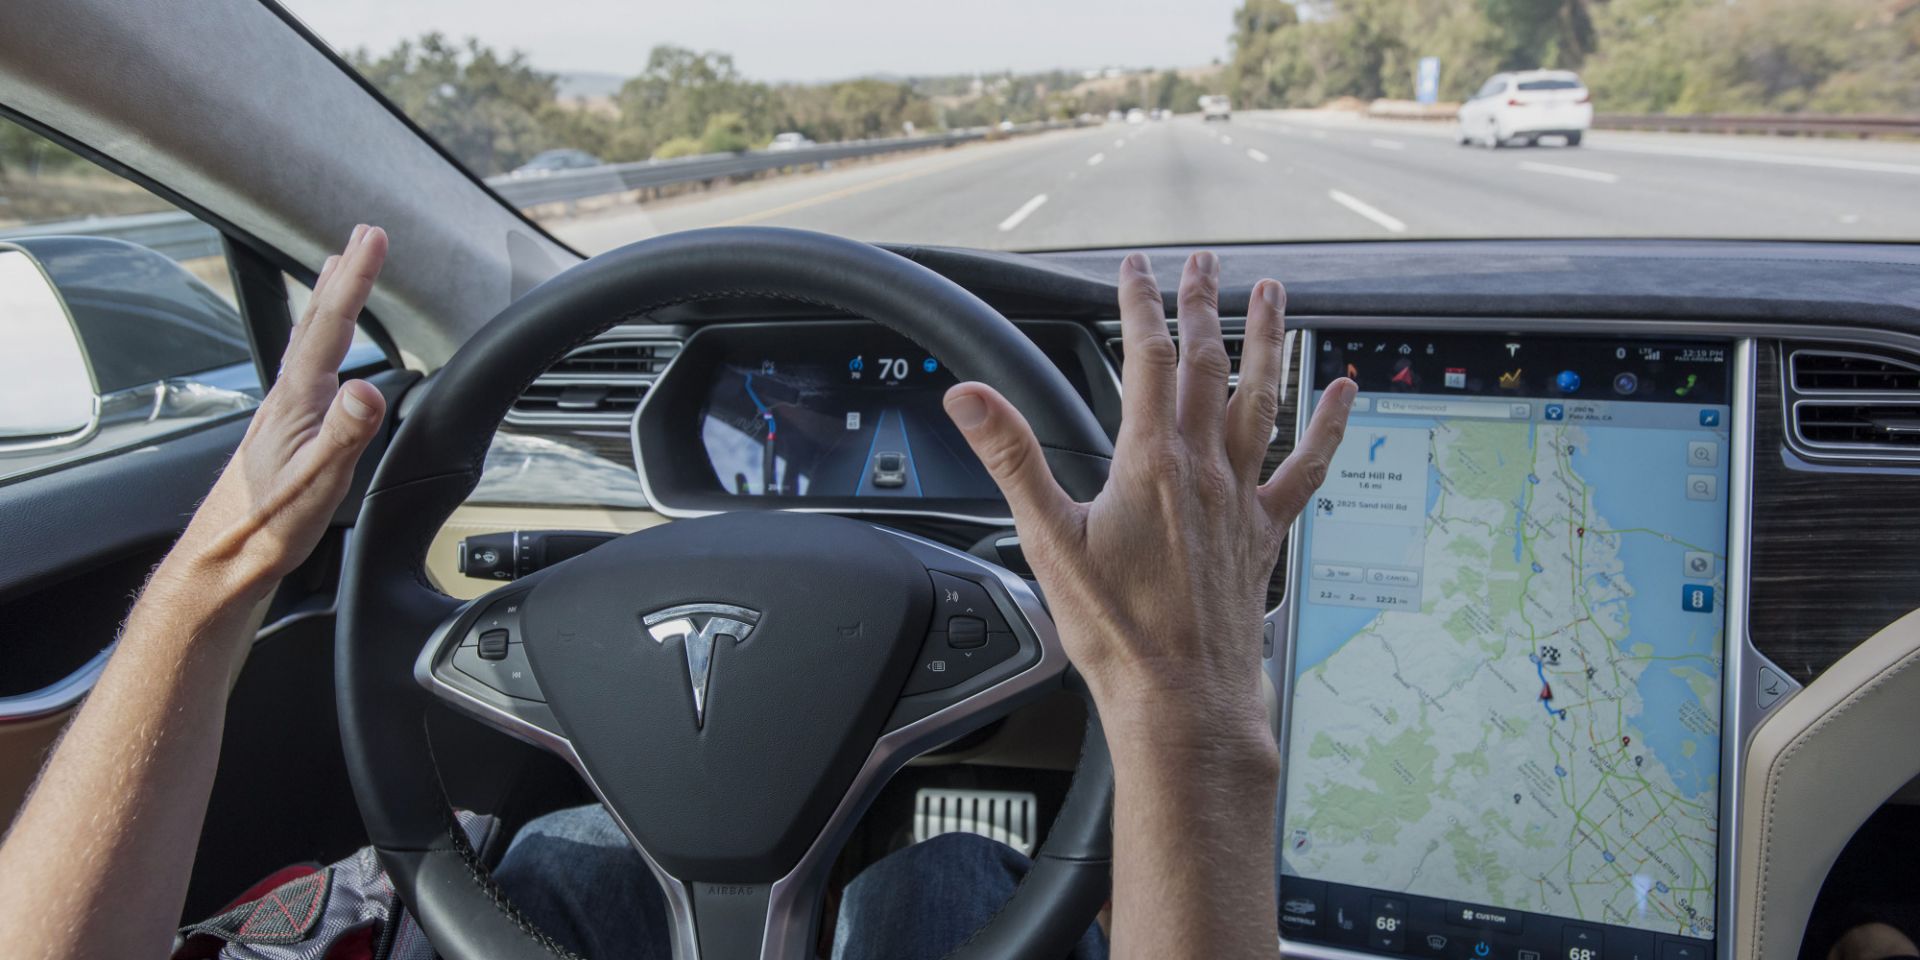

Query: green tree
left=348, top=34, right=562, bottom=175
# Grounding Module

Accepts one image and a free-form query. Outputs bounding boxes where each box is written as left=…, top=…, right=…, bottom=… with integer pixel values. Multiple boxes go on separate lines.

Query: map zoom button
left=1369, top=895, right=1408, bottom=952
left=1685, top=473, right=1718, bottom=501
left=1313, top=562, right=1363, bottom=582
left=1562, top=924, right=1604, bottom=960
left=1445, top=901, right=1522, bottom=932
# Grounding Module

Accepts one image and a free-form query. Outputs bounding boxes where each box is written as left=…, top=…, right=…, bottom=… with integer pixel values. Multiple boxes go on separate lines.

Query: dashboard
left=457, top=241, right=1920, bottom=960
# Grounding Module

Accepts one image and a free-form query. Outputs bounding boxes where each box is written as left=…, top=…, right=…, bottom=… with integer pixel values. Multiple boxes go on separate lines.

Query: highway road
left=549, top=109, right=1920, bottom=254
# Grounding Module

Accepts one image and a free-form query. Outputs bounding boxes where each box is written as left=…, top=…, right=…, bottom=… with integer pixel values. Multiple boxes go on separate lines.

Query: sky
left=279, top=0, right=1244, bottom=83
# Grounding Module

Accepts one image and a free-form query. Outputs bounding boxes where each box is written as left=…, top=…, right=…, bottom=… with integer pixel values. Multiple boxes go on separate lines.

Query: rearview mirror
left=0, top=244, right=99, bottom=451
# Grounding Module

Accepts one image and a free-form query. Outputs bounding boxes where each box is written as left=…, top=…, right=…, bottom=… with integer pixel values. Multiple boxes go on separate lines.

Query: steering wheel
left=337, top=227, right=1117, bottom=960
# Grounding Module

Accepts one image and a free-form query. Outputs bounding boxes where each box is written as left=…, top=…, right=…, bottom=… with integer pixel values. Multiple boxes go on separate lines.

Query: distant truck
left=1200, top=95, right=1232, bottom=122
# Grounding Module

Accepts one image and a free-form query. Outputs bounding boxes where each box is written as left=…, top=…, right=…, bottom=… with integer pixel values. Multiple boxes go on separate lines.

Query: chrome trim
left=0, top=542, right=355, bottom=723
left=1275, top=327, right=1793, bottom=960
left=630, top=319, right=1119, bottom=527
left=414, top=526, right=1064, bottom=960
left=412, top=600, right=701, bottom=960
left=0, top=645, right=111, bottom=723
left=642, top=603, right=762, bottom=727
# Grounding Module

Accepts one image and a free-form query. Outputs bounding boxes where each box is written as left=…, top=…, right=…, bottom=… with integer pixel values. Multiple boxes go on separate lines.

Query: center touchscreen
left=1280, top=332, right=1733, bottom=960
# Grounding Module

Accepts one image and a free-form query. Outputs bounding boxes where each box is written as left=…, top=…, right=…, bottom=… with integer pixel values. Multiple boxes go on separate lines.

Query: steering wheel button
left=930, top=571, right=1009, bottom=631
left=453, top=641, right=546, bottom=702
left=947, top=616, right=987, bottom=649
left=476, top=629, right=511, bottom=661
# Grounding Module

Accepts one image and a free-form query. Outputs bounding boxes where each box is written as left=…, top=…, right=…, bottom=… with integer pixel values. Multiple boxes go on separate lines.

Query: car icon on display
left=872, top=451, right=907, bottom=488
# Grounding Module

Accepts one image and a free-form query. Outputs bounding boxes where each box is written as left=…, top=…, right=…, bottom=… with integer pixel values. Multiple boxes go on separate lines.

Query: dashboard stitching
left=1755, top=644, right=1920, bottom=960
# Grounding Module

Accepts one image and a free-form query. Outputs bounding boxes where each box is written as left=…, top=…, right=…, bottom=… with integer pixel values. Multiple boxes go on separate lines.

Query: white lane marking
left=1247, top=148, right=1270, bottom=162
left=1518, top=160, right=1619, bottom=183
left=1596, top=140, right=1920, bottom=177
left=997, top=193, right=1049, bottom=232
left=1327, top=189, right=1407, bottom=234
left=1310, top=130, right=1329, bottom=140
left=1370, top=138, right=1406, bottom=151
left=1087, top=152, right=1105, bottom=166
left=1221, top=134, right=1234, bottom=145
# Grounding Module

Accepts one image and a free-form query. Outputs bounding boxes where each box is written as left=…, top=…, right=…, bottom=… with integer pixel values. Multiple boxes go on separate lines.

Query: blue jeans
left=494, top=804, right=1108, bottom=960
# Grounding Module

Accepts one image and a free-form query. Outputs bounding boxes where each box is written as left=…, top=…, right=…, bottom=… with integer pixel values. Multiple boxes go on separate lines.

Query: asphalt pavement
left=549, top=110, right=1920, bottom=254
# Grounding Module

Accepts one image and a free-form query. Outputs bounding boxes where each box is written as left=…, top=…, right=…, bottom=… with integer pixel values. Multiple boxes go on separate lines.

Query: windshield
left=284, top=0, right=1919, bottom=253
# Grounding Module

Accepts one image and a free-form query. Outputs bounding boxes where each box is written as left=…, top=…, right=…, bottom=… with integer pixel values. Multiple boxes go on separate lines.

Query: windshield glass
left=284, top=0, right=1920, bottom=252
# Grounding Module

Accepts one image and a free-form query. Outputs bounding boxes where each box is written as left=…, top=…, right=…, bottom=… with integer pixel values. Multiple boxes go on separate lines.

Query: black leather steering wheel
left=337, top=227, right=1117, bottom=960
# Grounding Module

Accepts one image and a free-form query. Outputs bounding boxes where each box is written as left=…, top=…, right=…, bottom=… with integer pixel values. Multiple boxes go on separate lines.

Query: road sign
left=1416, top=57, right=1441, bottom=104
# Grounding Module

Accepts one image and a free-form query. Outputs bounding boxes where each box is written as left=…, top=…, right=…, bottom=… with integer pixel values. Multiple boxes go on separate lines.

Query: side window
left=0, top=114, right=261, bottom=483
left=1475, top=78, right=1506, bottom=100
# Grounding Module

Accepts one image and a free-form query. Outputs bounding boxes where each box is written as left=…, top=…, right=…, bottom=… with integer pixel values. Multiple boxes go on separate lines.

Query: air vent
left=1790, top=350, right=1920, bottom=393
left=506, top=338, right=680, bottom=426
left=1794, top=402, right=1920, bottom=448
left=1106, top=333, right=1246, bottom=383
left=1784, top=343, right=1920, bottom=463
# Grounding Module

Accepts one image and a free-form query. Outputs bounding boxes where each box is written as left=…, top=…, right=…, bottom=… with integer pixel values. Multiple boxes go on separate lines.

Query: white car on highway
left=1200, top=95, right=1231, bottom=122
left=1457, top=69, right=1591, bottom=148
left=767, top=131, right=815, bottom=151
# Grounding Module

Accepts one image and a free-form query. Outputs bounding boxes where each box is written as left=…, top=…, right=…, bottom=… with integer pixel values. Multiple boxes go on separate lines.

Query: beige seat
left=1739, top=608, right=1920, bottom=960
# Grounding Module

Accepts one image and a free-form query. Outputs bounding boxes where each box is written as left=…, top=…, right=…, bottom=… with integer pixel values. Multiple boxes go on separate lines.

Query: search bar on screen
left=1373, top=397, right=1531, bottom=420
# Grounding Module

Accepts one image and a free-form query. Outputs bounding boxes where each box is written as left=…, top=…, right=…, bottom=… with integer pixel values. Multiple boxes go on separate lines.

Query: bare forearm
left=1104, top=702, right=1282, bottom=960
left=0, top=558, right=268, bottom=959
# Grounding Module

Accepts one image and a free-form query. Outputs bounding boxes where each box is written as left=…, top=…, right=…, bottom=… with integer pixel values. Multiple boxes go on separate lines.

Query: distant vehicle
left=1149, top=108, right=1168, bottom=121
left=1106, top=109, right=1124, bottom=124
left=1125, top=108, right=1146, bottom=124
left=767, top=131, right=815, bottom=151
left=1200, top=95, right=1232, bottom=122
left=872, top=451, right=907, bottom=488
left=1457, top=69, right=1591, bottom=148
left=508, top=148, right=601, bottom=177
left=997, top=119, right=1016, bottom=132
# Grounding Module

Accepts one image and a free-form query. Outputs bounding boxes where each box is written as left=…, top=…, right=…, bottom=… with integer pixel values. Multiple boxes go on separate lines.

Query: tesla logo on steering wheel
left=641, top=603, right=761, bottom=728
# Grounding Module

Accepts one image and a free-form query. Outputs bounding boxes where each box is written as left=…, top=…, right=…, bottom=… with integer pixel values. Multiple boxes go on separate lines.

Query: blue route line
left=1531, top=655, right=1564, bottom=718
left=743, top=373, right=776, bottom=435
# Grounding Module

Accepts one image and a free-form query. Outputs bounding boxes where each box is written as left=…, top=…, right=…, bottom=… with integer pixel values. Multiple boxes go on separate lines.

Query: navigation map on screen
left=1281, top=333, right=1733, bottom=957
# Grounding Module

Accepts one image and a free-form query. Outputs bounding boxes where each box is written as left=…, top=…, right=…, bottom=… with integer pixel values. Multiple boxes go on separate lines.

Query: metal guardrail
left=2, top=122, right=1068, bottom=260
left=1593, top=113, right=1920, bottom=137
left=490, top=125, right=1054, bottom=208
